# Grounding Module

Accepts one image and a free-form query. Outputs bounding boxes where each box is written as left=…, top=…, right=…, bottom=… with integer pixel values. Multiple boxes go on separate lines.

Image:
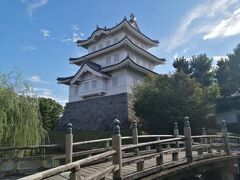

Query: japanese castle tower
left=57, top=15, right=165, bottom=130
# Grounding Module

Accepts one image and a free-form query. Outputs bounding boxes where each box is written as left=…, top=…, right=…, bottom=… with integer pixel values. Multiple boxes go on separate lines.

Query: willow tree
left=0, top=71, right=45, bottom=147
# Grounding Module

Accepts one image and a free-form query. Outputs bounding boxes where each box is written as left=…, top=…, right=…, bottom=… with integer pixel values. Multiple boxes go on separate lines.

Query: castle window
left=114, top=53, right=119, bottom=62
left=106, top=56, right=111, bottom=65
left=92, top=80, right=97, bottom=89
left=106, top=40, right=110, bottom=47
left=99, top=43, right=103, bottom=49
left=112, top=77, right=118, bottom=87
left=83, top=82, right=89, bottom=91
left=113, top=37, right=119, bottom=43
left=91, top=46, right=96, bottom=52
left=73, top=86, right=78, bottom=95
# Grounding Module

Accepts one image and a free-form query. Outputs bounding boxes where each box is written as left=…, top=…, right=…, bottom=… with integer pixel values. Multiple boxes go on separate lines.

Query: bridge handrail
left=122, top=137, right=184, bottom=151
left=191, top=135, right=222, bottom=139
left=229, top=136, right=240, bottom=139
left=0, top=144, right=62, bottom=151
left=19, top=149, right=116, bottom=180
left=72, top=135, right=176, bottom=146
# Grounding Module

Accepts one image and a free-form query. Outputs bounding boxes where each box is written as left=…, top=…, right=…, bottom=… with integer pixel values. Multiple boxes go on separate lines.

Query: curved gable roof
left=57, top=61, right=110, bottom=85
left=70, top=37, right=165, bottom=65
left=57, top=56, right=159, bottom=85
left=101, top=56, right=159, bottom=75
left=76, top=17, right=158, bottom=48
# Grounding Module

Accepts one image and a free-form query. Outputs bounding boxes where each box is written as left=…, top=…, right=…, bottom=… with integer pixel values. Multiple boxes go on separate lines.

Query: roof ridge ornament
left=130, top=13, right=136, bottom=22
left=96, top=25, right=100, bottom=30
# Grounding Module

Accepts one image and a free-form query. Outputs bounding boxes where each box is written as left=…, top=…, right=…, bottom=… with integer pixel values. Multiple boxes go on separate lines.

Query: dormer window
left=114, top=53, right=119, bottom=62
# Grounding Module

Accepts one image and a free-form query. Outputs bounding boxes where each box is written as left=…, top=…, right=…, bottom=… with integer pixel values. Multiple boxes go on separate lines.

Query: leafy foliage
left=173, top=57, right=192, bottom=74
left=38, top=97, right=63, bottom=132
left=215, top=44, right=240, bottom=96
left=190, top=54, right=214, bottom=86
left=0, top=71, right=45, bottom=147
left=173, top=54, right=214, bottom=87
left=133, top=73, right=219, bottom=135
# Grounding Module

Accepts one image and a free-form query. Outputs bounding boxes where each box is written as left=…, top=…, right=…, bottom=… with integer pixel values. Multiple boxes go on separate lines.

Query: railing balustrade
left=1, top=117, right=240, bottom=180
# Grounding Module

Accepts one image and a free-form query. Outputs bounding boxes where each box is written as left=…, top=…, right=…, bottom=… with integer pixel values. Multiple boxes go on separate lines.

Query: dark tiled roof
left=57, top=61, right=107, bottom=85
left=76, top=18, right=158, bottom=45
left=58, top=56, right=159, bottom=85
left=70, top=37, right=165, bottom=63
left=101, top=56, right=159, bottom=75
left=57, top=76, right=74, bottom=81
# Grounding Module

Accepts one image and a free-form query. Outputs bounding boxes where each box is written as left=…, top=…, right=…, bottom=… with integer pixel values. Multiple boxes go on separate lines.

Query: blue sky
left=1, top=0, right=240, bottom=106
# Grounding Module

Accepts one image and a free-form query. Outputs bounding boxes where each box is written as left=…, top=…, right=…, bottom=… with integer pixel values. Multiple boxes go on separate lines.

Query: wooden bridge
left=1, top=117, right=240, bottom=180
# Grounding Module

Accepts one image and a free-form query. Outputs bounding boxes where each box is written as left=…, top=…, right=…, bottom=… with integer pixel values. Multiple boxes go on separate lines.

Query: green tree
left=133, top=73, right=218, bottom=135
left=0, top=71, right=45, bottom=147
left=173, top=56, right=192, bottom=74
left=38, top=97, right=63, bottom=132
left=216, top=44, right=240, bottom=96
left=190, top=54, right=214, bottom=87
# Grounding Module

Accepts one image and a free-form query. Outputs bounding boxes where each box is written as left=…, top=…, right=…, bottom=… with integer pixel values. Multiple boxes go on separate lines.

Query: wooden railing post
left=112, top=119, right=122, bottom=180
left=201, top=127, right=207, bottom=144
left=222, top=120, right=230, bottom=155
left=131, top=120, right=139, bottom=156
left=65, top=123, right=73, bottom=164
left=197, top=127, right=205, bottom=155
left=156, top=137, right=163, bottom=165
left=207, top=137, right=213, bottom=154
left=184, top=116, right=193, bottom=163
left=172, top=122, right=179, bottom=161
left=70, top=165, right=81, bottom=180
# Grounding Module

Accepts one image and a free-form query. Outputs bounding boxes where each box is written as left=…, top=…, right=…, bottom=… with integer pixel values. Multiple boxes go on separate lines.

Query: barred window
left=114, top=53, right=119, bottom=62
left=106, top=56, right=111, bottom=65
left=92, top=80, right=97, bottom=89
left=112, top=77, right=118, bottom=87
left=83, top=82, right=89, bottom=91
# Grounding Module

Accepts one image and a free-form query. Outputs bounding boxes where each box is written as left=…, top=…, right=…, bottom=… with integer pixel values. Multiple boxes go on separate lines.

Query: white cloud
left=60, top=24, right=84, bottom=43
left=24, top=0, right=48, bottom=16
left=212, top=55, right=229, bottom=66
left=212, top=55, right=228, bottom=61
left=173, top=53, right=178, bottom=59
left=60, top=32, right=84, bottom=43
left=60, top=38, right=72, bottom=42
left=71, top=24, right=79, bottom=31
left=32, top=87, right=67, bottom=106
left=203, top=8, right=240, bottom=40
left=72, top=33, right=80, bottom=42
left=33, top=87, right=53, bottom=96
left=40, top=29, right=50, bottom=38
left=21, top=46, right=37, bottom=51
left=28, top=75, right=49, bottom=84
left=160, top=0, right=239, bottom=52
left=183, top=48, right=190, bottom=53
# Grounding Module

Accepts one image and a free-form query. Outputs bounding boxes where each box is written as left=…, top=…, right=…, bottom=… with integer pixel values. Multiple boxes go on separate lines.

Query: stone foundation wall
left=57, top=93, right=138, bottom=130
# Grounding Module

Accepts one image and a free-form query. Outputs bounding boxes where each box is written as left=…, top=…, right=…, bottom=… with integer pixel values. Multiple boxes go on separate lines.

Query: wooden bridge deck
left=49, top=151, right=194, bottom=180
